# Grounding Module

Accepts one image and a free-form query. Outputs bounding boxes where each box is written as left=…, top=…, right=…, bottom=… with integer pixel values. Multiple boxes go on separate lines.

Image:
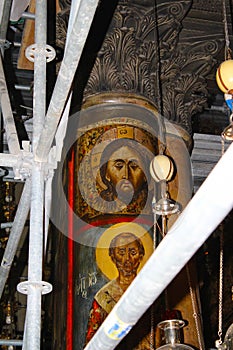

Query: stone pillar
left=72, top=93, right=162, bottom=349
left=52, top=0, right=224, bottom=347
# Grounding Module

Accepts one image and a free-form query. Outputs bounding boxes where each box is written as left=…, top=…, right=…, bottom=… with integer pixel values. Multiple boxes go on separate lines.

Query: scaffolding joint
left=0, top=39, right=11, bottom=50
left=25, top=43, right=56, bottom=63
left=13, top=149, right=33, bottom=181
left=17, top=280, right=52, bottom=296
left=12, top=141, right=57, bottom=181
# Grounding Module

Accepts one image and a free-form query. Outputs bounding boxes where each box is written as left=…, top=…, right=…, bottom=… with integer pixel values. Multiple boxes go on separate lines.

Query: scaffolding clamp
left=0, top=39, right=11, bottom=49
left=25, top=43, right=56, bottom=63
left=13, top=147, right=33, bottom=181
left=17, top=280, right=52, bottom=296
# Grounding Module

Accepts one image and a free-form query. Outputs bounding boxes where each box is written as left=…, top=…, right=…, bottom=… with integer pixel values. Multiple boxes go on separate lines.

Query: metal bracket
left=0, top=39, right=11, bottom=49
left=25, top=44, right=56, bottom=63
left=17, top=280, right=52, bottom=295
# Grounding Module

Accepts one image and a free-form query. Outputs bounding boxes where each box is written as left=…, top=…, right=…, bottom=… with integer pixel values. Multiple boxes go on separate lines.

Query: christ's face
left=105, top=146, right=146, bottom=201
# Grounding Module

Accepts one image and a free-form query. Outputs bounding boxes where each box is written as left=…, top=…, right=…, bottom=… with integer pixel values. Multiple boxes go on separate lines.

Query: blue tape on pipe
left=104, top=312, right=133, bottom=340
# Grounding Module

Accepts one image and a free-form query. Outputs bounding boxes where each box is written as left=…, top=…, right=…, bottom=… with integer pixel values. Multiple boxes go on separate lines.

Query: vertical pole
left=0, top=0, right=13, bottom=53
left=23, top=0, right=47, bottom=348
left=67, top=149, right=74, bottom=349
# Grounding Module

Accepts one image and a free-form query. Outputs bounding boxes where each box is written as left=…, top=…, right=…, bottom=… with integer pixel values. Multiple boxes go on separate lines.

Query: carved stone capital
left=84, top=1, right=192, bottom=103
left=57, top=0, right=225, bottom=135
left=161, top=38, right=222, bottom=133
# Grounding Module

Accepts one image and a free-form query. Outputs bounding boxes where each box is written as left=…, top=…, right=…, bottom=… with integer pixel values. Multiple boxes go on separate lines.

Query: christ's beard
left=116, top=180, right=134, bottom=204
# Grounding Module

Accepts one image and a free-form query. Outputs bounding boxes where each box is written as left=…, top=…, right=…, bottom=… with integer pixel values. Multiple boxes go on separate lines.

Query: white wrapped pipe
left=84, top=141, right=233, bottom=350
left=0, top=55, right=20, bottom=154
left=35, top=0, right=99, bottom=162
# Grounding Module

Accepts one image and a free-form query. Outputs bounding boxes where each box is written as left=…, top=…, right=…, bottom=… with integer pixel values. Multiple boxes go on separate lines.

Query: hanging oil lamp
left=156, top=319, right=195, bottom=350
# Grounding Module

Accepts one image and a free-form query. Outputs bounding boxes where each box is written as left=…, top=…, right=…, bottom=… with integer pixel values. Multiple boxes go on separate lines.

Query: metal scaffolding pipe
left=0, top=0, right=12, bottom=50
left=0, top=152, right=19, bottom=167
left=0, top=222, right=13, bottom=228
left=0, top=177, right=31, bottom=299
left=84, top=141, right=233, bottom=350
left=21, top=11, right=36, bottom=20
left=35, top=0, right=99, bottom=162
left=23, top=279, right=43, bottom=350
left=15, top=84, right=32, bottom=91
left=43, top=0, right=83, bottom=251
left=32, top=0, right=47, bottom=149
left=21, top=0, right=48, bottom=349
left=0, top=54, right=21, bottom=154
left=0, top=339, right=23, bottom=346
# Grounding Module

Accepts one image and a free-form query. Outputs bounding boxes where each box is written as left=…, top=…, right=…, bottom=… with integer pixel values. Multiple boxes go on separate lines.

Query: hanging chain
left=222, top=0, right=232, bottom=59
left=150, top=304, right=155, bottom=350
left=217, top=225, right=224, bottom=346
left=151, top=0, right=167, bottom=335
left=150, top=184, right=157, bottom=350
left=186, top=264, right=205, bottom=350
left=153, top=0, right=166, bottom=155
left=221, top=136, right=226, bottom=155
left=151, top=181, right=169, bottom=349
left=150, top=193, right=157, bottom=350
left=216, top=137, right=226, bottom=348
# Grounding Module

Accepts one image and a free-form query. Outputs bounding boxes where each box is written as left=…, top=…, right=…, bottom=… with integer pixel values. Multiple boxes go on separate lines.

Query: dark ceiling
left=3, top=0, right=233, bottom=140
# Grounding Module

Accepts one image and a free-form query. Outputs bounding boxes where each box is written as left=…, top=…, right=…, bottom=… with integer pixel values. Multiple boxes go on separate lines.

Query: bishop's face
left=111, top=233, right=143, bottom=276
left=105, top=146, right=146, bottom=201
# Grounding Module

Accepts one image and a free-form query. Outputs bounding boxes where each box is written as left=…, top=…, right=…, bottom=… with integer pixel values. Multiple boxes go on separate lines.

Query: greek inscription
left=75, top=272, right=97, bottom=298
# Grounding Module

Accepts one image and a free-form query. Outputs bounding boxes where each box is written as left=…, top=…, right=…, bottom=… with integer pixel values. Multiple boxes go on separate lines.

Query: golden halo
left=96, top=222, right=153, bottom=280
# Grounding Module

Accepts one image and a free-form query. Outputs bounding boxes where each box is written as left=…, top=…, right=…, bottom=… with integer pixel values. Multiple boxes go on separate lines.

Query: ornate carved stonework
left=56, top=0, right=225, bottom=134
left=84, top=1, right=193, bottom=127
left=161, top=39, right=222, bottom=131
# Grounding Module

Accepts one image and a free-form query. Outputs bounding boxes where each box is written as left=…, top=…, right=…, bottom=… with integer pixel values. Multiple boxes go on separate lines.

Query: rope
left=186, top=264, right=205, bottom=350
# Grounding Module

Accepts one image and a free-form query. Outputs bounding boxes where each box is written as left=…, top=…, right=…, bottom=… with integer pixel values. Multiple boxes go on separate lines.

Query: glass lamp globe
left=150, top=155, right=174, bottom=182
left=156, top=320, right=195, bottom=350
left=216, top=59, right=233, bottom=93
left=150, top=156, right=180, bottom=216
